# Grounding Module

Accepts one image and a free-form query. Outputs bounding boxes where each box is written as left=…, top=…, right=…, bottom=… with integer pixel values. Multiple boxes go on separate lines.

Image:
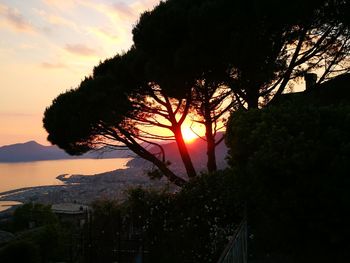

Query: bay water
left=0, top=158, right=130, bottom=211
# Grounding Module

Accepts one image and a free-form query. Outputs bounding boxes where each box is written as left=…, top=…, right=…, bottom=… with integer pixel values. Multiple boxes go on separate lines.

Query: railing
left=216, top=218, right=248, bottom=263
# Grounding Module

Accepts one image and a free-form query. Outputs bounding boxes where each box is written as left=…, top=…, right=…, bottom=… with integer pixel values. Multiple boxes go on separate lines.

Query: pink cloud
left=40, top=62, right=66, bottom=69
left=112, top=2, right=135, bottom=19
left=64, top=43, right=98, bottom=56
left=42, top=0, right=77, bottom=10
left=0, top=4, right=35, bottom=32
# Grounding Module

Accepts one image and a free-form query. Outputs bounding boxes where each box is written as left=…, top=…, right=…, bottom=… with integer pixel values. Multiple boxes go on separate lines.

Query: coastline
left=0, top=173, right=70, bottom=199
left=0, top=201, right=23, bottom=213
left=0, top=185, right=63, bottom=199
left=0, top=167, right=170, bottom=211
left=0, top=185, right=66, bottom=200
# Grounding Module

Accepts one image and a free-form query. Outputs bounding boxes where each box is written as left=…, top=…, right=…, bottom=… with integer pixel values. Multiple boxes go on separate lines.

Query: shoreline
left=0, top=169, right=131, bottom=201
left=0, top=174, right=70, bottom=199
left=0, top=185, right=65, bottom=199
left=0, top=201, right=23, bottom=213
left=0, top=167, right=170, bottom=211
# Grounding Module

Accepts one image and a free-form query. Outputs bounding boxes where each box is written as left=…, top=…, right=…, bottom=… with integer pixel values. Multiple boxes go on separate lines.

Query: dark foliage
left=83, top=170, right=243, bottom=263
left=0, top=240, right=40, bottom=263
left=12, top=203, right=58, bottom=231
left=133, top=0, right=350, bottom=109
left=226, top=97, right=350, bottom=262
left=0, top=203, right=79, bottom=263
left=43, top=54, right=135, bottom=156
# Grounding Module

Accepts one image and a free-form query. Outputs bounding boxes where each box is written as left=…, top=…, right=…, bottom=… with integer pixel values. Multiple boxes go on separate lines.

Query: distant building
left=51, top=203, right=90, bottom=227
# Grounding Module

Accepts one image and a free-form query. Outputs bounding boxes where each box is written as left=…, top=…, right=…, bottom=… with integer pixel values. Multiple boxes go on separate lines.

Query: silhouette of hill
left=0, top=134, right=228, bottom=169
left=128, top=133, right=228, bottom=173
left=0, top=141, right=131, bottom=162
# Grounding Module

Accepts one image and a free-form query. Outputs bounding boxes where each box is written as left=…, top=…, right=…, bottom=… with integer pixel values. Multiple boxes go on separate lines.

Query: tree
left=190, top=78, right=233, bottom=172
left=133, top=0, right=350, bottom=110
left=12, top=203, right=58, bottom=231
left=93, top=49, right=198, bottom=180
left=129, top=0, right=350, bottom=173
left=44, top=0, right=350, bottom=185
left=132, top=2, right=236, bottom=173
left=44, top=49, right=198, bottom=186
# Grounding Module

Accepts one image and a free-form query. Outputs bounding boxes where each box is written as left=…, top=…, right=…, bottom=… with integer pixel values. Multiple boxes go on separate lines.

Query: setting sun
left=181, top=127, right=198, bottom=143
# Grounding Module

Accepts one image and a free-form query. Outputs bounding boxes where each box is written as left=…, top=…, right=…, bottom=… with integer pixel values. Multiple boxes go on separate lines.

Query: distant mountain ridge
left=0, top=136, right=229, bottom=171
left=128, top=133, right=228, bottom=173
left=0, top=141, right=132, bottom=162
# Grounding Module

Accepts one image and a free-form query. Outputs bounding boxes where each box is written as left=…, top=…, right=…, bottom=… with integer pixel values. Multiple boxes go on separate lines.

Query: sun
left=181, top=127, right=198, bottom=143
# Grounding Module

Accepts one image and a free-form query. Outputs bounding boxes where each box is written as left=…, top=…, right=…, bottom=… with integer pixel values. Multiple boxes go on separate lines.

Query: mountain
left=128, top=133, right=228, bottom=173
left=0, top=135, right=229, bottom=170
left=0, top=141, right=132, bottom=162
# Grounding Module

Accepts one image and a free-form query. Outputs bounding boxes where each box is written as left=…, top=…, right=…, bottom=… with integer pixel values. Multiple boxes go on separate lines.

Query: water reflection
left=0, top=158, right=130, bottom=193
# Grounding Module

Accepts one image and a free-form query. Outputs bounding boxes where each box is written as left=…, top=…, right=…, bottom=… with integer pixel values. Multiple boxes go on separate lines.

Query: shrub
left=86, top=170, right=243, bottom=263
left=226, top=99, right=350, bottom=262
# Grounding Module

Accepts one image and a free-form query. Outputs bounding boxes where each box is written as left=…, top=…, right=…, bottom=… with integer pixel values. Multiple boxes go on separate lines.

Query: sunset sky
left=0, top=0, right=160, bottom=146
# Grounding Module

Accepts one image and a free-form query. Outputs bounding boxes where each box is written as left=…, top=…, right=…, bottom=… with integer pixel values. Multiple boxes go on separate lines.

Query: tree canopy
left=44, top=50, right=191, bottom=186
left=44, top=0, right=350, bottom=186
left=133, top=0, right=350, bottom=108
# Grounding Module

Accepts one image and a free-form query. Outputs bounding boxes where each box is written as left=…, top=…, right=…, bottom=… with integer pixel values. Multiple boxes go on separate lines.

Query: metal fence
left=217, top=219, right=248, bottom=263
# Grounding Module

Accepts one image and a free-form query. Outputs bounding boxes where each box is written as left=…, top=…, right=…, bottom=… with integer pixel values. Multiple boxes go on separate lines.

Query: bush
left=2, top=204, right=74, bottom=262
left=85, top=170, right=243, bottom=263
left=226, top=99, right=350, bottom=262
left=12, top=203, right=58, bottom=232
left=0, top=240, right=40, bottom=263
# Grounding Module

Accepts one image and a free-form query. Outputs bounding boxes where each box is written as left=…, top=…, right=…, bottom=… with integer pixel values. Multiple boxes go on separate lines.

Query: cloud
left=0, top=4, right=35, bottom=32
left=42, top=0, right=77, bottom=10
left=112, top=2, right=136, bottom=19
left=0, top=112, right=36, bottom=117
left=64, top=44, right=98, bottom=56
left=87, top=27, right=119, bottom=42
left=131, top=0, right=160, bottom=15
left=40, top=62, right=66, bottom=69
left=78, top=0, right=153, bottom=24
left=33, top=8, right=78, bottom=30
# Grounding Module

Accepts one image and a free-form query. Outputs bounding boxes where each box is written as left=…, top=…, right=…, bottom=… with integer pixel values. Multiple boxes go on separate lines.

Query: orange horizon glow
left=0, top=0, right=161, bottom=147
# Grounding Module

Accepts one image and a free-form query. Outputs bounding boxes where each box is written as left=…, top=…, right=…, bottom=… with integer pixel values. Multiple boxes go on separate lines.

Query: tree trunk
left=202, top=83, right=218, bottom=173
left=205, top=124, right=217, bottom=173
left=246, top=89, right=259, bottom=109
left=203, top=99, right=217, bottom=172
left=174, top=127, right=197, bottom=178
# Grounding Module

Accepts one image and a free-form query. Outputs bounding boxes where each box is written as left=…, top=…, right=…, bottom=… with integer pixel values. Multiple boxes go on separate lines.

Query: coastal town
left=0, top=166, right=170, bottom=211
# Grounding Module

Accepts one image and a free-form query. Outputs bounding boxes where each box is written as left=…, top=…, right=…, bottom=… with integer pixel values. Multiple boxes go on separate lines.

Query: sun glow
left=181, top=127, right=198, bottom=143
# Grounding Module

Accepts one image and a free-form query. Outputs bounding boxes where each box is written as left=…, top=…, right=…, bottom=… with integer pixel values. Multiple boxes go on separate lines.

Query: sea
left=0, top=158, right=130, bottom=212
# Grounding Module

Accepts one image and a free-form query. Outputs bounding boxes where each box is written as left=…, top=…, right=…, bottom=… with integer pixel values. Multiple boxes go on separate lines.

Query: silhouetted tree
left=44, top=0, right=350, bottom=185
left=129, top=0, right=350, bottom=173
left=133, top=0, right=350, bottom=109
left=190, top=78, right=233, bottom=172
left=12, top=203, right=58, bottom=231
left=44, top=50, right=195, bottom=186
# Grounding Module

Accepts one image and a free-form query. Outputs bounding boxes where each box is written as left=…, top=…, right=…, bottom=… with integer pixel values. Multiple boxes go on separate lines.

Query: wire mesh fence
left=217, top=219, right=247, bottom=263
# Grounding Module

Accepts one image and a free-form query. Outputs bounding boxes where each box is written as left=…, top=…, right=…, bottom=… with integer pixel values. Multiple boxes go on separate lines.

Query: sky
left=0, top=0, right=160, bottom=146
